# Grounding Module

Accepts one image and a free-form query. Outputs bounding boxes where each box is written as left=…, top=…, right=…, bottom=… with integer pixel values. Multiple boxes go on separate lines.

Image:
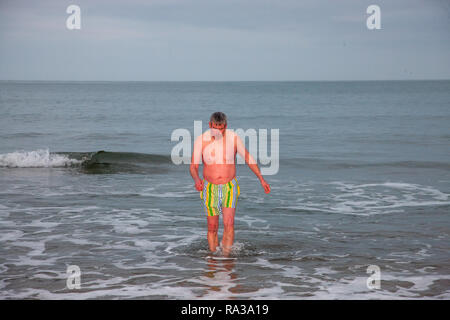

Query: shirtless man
left=190, top=112, right=271, bottom=256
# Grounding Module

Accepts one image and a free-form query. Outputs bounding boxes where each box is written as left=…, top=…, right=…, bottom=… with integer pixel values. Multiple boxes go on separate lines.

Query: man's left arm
left=235, top=134, right=271, bottom=194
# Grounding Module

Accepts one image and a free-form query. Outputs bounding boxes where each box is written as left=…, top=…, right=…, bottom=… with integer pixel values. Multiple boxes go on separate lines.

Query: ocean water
left=0, top=80, right=449, bottom=299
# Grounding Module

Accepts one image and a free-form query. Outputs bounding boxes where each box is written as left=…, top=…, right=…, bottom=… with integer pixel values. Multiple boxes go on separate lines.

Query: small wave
left=61, top=150, right=172, bottom=174
left=3, top=132, right=49, bottom=138
left=0, top=149, right=172, bottom=174
left=0, top=149, right=82, bottom=167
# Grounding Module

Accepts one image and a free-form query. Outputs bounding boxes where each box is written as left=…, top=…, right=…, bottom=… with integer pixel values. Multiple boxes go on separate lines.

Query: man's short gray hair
left=210, top=112, right=227, bottom=125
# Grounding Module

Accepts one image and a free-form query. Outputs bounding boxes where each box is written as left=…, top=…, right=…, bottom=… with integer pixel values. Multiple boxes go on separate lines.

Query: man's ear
left=208, top=121, right=212, bottom=128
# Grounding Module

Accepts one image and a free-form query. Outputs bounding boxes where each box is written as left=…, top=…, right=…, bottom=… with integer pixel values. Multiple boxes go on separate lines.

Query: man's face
left=209, top=121, right=227, bottom=138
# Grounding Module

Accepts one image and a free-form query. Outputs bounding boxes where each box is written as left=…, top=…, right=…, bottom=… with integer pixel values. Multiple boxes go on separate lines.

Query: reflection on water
left=203, top=258, right=242, bottom=297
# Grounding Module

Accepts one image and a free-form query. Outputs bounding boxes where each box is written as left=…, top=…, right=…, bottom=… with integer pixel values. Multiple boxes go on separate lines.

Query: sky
left=0, top=0, right=449, bottom=81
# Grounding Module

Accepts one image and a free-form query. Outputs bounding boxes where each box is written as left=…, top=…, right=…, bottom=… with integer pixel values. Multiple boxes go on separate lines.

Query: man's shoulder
left=194, top=131, right=212, bottom=147
left=225, top=129, right=238, bottom=137
left=202, top=130, right=212, bottom=140
left=196, top=130, right=210, bottom=139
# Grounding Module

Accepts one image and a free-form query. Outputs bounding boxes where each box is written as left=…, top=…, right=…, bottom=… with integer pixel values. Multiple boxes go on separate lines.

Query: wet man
left=190, top=112, right=271, bottom=256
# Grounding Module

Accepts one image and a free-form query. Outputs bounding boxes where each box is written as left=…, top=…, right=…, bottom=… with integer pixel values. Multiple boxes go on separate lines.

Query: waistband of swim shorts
left=203, top=177, right=237, bottom=186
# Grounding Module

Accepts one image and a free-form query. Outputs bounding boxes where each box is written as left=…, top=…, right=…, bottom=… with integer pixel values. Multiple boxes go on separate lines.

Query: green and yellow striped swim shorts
left=200, top=177, right=240, bottom=216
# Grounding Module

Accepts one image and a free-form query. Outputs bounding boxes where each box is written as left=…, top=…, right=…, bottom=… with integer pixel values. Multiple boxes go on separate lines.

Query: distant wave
left=2, top=132, right=49, bottom=138
left=0, top=149, right=172, bottom=174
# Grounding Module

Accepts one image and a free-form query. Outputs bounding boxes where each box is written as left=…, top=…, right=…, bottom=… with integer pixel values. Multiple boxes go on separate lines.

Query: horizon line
left=1, top=78, right=450, bottom=83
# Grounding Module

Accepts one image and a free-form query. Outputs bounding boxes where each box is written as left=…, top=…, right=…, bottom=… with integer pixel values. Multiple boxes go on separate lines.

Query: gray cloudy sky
left=0, top=0, right=449, bottom=81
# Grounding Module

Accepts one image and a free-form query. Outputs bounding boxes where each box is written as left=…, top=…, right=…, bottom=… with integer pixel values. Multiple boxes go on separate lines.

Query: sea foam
left=0, top=149, right=82, bottom=167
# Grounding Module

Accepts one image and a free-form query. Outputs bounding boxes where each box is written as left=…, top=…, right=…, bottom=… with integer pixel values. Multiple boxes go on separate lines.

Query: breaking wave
left=0, top=149, right=172, bottom=174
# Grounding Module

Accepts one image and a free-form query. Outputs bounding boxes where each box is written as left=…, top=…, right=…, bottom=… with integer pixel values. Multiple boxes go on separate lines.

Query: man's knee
left=208, top=222, right=219, bottom=232
left=223, top=221, right=234, bottom=232
left=222, top=208, right=235, bottom=231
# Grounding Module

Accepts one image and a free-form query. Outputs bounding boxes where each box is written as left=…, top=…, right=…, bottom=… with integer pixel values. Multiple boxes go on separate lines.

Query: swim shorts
left=200, top=177, right=240, bottom=216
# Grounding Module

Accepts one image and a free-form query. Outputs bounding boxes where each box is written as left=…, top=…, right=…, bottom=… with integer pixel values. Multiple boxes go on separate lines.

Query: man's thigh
left=222, top=207, right=235, bottom=228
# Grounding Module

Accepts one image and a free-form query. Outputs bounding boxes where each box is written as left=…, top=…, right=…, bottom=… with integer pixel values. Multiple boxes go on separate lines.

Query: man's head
left=209, top=112, right=227, bottom=137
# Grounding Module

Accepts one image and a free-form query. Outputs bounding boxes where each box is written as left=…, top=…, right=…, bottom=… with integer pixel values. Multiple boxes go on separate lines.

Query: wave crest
left=0, top=149, right=172, bottom=174
left=0, top=149, right=82, bottom=168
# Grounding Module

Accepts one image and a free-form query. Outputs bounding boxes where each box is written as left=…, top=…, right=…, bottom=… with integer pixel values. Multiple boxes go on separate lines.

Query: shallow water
left=0, top=81, right=449, bottom=299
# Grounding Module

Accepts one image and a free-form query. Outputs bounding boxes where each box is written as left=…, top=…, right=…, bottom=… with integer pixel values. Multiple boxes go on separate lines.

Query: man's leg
left=207, top=215, right=219, bottom=253
left=222, top=207, right=235, bottom=256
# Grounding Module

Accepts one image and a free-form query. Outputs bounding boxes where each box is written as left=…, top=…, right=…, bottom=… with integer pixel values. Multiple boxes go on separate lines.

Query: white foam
left=279, top=181, right=450, bottom=216
left=0, top=149, right=82, bottom=167
left=0, top=230, right=24, bottom=242
left=237, top=215, right=270, bottom=229
left=311, top=273, right=450, bottom=299
left=313, top=267, right=340, bottom=275
left=139, top=190, right=196, bottom=198
left=132, top=239, right=165, bottom=250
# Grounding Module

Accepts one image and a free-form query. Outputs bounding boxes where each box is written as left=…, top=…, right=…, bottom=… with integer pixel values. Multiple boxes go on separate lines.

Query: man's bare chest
left=201, top=137, right=236, bottom=165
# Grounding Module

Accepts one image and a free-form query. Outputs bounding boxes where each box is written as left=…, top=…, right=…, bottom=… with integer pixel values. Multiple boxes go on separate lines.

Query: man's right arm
left=190, top=135, right=203, bottom=191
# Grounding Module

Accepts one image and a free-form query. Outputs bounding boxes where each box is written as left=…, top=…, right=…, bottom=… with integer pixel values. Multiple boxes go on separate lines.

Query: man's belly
left=203, top=164, right=236, bottom=184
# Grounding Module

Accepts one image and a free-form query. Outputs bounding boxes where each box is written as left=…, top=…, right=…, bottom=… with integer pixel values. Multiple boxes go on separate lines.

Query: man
left=190, top=112, right=271, bottom=257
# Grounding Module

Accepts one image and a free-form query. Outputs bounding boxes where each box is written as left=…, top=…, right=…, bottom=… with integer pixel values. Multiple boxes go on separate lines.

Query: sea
left=0, top=80, right=449, bottom=299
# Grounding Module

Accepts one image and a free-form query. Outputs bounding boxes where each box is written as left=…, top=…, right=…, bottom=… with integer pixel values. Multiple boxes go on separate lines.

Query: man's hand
left=260, top=178, right=271, bottom=194
left=194, top=179, right=204, bottom=191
